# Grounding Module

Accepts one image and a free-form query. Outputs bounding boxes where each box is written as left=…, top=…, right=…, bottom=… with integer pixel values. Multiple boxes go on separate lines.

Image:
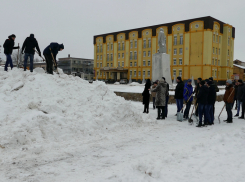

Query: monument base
left=152, top=53, right=172, bottom=86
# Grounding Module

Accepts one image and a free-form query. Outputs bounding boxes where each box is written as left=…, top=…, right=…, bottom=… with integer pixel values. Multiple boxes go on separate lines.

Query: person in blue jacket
left=183, top=79, right=193, bottom=120
left=43, top=43, right=64, bottom=74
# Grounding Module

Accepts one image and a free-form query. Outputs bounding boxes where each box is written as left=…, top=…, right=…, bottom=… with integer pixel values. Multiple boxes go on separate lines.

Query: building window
left=97, top=71, right=99, bottom=76
left=216, top=48, right=217, bottom=55
left=100, top=72, right=102, bottom=76
left=216, top=35, right=218, bottom=43
left=173, top=59, right=177, bottom=65
left=173, top=70, right=176, bottom=77
left=130, top=41, right=133, bottom=49
left=179, top=48, right=183, bottom=55
left=148, top=71, right=150, bottom=76
left=213, top=34, right=215, bottom=42
left=130, top=52, right=133, bottom=60
left=111, top=53, right=113, bottom=61
left=213, top=47, right=215, bottom=54
left=130, top=71, right=132, bottom=76
left=111, top=63, right=113, bottom=67
left=228, top=50, right=229, bottom=56
left=143, top=71, right=145, bottom=76
left=180, top=36, right=183, bottom=45
left=179, top=70, right=182, bottom=77
left=143, top=40, right=146, bottom=48
left=148, top=39, right=151, bottom=48
left=195, top=24, right=199, bottom=28
left=100, top=55, right=102, bottom=60
left=228, top=38, right=230, bottom=45
left=227, top=60, right=229, bottom=66
left=215, top=70, right=217, bottom=78
left=122, top=53, right=124, bottom=58
left=118, top=62, right=120, bottom=67
left=97, top=55, right=99, bottom=60
left=148, top=51, right=151, bottom=57
left=122, top=42, right=125, bottom=50
left=148, top=60, right=150, bottom=66
left=179, top=58, right=182, bottom=65
left=100, top=45, right=103, bottom=52
left=118, top=53, right=120, bottom=58
left=215, top=59, right=217, bottom=65
left=212, top=70, right=214, bottom=77
left=100, top=63, right=102, bottom=67
left=174, top=49, right=177, bottom=55
left=134, top=51, right=137, bottom=60
left=143, top=51, right=146, bottom=57
left=107, top=63, right=109, bottom=67
left=218, top=60, right=220, bottom=66
left=143, top=60, right=146, bottom=66
left=174, top=36, right=177, bottom=45
left=97, top=45, right=99, bottom=53
left=139, top=71, right=141, bottom=76
left=118, top=42, right=121, bottom=50
left=111, top=43, right=113, bottom=50
left=107, top=54, right=109, bottom=61
left=135, top=40, right=137, bottom=48
left=130, top=62, right=132, bottom=67
left=122, top=62, right=124, bottom=67
left=97, top=63, right=99, bottom=67
left=134, top=62, right=137, bottom=66
left=212, top=59, right=214, bottom=65
left=134, top=71, right=136, bottom=77
left=107, top=44, right=109, bottom=51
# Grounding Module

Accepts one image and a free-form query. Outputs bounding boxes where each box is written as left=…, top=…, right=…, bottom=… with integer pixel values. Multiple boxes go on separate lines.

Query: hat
left=177, top=76, right=182, bottom=81
left=238, top=79, right=243, bottom=83
left=187, top=79, right=192, bottom=82
left=30, top=34, right=34, bottom=38
left=200, top=81, right=205, bottom=86
left=207, top=81, right=213, bottom=85
left=205, top=79, right=209, bottom=83
left=209, top=77, right=213, bottom=81
left=226, top=79, right=232, bottom=84
left=197, top=78, right=202, bottom=81
left=8, top=34, right=16, bottom=39
left=162, top=77, right=165, bottom=81
left=59, top=44, right=64, bottom=49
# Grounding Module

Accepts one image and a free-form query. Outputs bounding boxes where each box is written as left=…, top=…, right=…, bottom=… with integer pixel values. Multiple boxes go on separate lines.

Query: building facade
left=233, top=60, right=245, bottom=80
left=58, top=55, right=94, bottom=80
left=94, top=16, right=235, bottom=84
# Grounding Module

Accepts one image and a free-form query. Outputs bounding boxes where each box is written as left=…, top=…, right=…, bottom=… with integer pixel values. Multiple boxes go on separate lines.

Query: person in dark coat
left=174, top=76, right=184, bottom=114
left=3, top=34, right=19, bottom=71
left=162, top=77, right=169, bottom=118
left=194, top=77, right=202, bottom=116
left=21, top=34, right=41, bottom=72
left=209, top=77, right=219, bottom=117
left=196, top=80, right=209, bottom=127
left=183, top=79, right=193, bottom=120
left=43, top=43, right=64, bottom=74
left=233, top=81, right=238, bottom=109
left=151, top=82, right=157, bottom=109
left=234, top=80, right=245, bottom=117
left=223, top=80, right=235, bottom=123
left=206, top=81, right=216, bottom=125
left=142, top=79, right=151, bottom=113
left=150, top=78, right=167, bottom=120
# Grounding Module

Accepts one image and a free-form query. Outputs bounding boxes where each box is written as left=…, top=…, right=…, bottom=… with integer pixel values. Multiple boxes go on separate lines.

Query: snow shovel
left=34, top=49, right=46, bottom=62
left=218, top=87, right=235, bottom=124
left=177, top=93, right=194, bottom=122
left=49, top=48, right=59, bottom=74
left=189, top=103, right=198, bottom=124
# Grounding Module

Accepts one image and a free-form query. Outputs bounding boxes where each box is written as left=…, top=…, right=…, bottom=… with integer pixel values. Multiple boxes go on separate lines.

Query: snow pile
left=114, top=81, right=120, bottom=85
left=129, top=82, right=140, bottom=86
left=0, top=68, right=150, bottom=149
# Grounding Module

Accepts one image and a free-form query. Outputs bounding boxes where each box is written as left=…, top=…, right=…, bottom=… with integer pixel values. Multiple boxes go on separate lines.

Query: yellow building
left=94, top=16, right=235, bottom=84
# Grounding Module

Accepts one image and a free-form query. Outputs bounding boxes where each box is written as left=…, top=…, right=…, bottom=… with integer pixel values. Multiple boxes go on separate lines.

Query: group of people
left=3, top=34, right=64, bottom=74
left=142, top=76, right=237, bottom=127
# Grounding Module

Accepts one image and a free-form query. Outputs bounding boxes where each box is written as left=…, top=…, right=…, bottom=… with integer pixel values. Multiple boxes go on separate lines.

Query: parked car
left=89, top=80, right=93, bottom=84
left=120, top=79, right=128, bottom=84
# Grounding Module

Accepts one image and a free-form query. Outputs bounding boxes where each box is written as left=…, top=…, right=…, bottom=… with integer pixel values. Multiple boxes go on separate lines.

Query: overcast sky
left=0, top=0, right=244, bottom=61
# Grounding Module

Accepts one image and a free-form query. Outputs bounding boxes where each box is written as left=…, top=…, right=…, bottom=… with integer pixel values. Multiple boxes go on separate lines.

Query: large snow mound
left=0, top=68, right=150, bottom=149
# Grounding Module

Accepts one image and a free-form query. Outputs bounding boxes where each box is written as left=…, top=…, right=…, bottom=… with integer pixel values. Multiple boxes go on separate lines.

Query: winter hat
left=177, top=76, right=182, bottom=81
left=200, top=80, right=205, bottom=86
left=238, top=79, right=243, bottom=83
left=207, top=81, right=213, bottom=86
left=8, top=34, right=16, bottom=39
left=162, top=77, right=165, bottom=81
left=226, top=79, right=232, bottom=84
left=205, top=79, right=209, bottom=83
left=197, top=78, right=202, bottom=81
left=209, top=77, right=214, bottom=81
left=187, top=79, right=192, bottom=82
left=59, top=44, right=64, bottom=49
left=30, top=34, right=34, bottom=38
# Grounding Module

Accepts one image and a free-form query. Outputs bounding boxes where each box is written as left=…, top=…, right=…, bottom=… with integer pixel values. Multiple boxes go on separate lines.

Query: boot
left=227, top=120, right=233, bottom=123
left=234, top=114, right=239, bottom=117
left=157, top=108, right=161, bottom=120
left=239, top=116, right=244, bottom=119
left=196, top=124, right=202, bottom=127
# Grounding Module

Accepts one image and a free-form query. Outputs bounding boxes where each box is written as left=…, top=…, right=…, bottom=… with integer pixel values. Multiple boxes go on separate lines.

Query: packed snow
left=0, top=68, right=244, bottom=182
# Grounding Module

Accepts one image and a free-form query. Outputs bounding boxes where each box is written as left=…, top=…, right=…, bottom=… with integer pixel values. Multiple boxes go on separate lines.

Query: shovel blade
left=177, top=112, right=183, bottom=121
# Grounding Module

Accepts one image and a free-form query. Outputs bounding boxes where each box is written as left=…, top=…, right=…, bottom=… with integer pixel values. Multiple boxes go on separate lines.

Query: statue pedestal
left=152, top=53, right=172, bottom=86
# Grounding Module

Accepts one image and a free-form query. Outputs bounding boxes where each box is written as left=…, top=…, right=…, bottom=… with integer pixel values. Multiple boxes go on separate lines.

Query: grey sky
left=0, top=0, right=243, bottom=61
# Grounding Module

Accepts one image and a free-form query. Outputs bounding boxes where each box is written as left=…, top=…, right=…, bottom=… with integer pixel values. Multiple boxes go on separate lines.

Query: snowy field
left=0, top=68, right=244, bottom=182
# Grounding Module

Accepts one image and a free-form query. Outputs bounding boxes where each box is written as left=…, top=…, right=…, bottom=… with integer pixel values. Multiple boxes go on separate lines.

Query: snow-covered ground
left=0, top=68, right=244, bottom=182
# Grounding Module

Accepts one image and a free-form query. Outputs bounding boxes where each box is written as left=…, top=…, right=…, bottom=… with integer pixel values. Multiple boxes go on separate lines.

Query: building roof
left=59, top=57, right=93, bottom=61
left=94, top=16, right=235, bottom=44
left=233, top=64, right=245, bottom=69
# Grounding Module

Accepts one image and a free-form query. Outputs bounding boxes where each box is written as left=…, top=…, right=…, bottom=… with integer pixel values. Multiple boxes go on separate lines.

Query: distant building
left=233, top=59, right=245, bottom=80
left=94, top=16, right=235, bottom=84
left=58, top=54, right=94, bottom=80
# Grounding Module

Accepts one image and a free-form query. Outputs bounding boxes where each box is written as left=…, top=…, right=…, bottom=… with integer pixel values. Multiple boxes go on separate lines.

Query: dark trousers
left=153, top=97, right=156, bottom=109
left=176, top=99, right=183, bottom=112
left=213, top=103, right=215, bottom=118
left=4, top=54, right=13, bottom=71
left=184, top=101, right=191, bottom=118
left=24, top=53, right=34, bottom=71
left=44, top=54, right=53, bottom=74
left=157, top=106, right=165, bottom=119
left=165, top=96, right=169, bottom=117
left=205, top=104, right=214, bottom=124
left=226, top=103, right=233, bottom=121
left=198, top=104, right=206, bottom=125
left=241, top=101, right=245, bottom=118
left=144, top=104, right=149, bottom=113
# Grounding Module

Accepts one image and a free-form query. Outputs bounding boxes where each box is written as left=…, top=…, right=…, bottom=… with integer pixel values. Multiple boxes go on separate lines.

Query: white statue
left=158, top=28, right=166, bottom=53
